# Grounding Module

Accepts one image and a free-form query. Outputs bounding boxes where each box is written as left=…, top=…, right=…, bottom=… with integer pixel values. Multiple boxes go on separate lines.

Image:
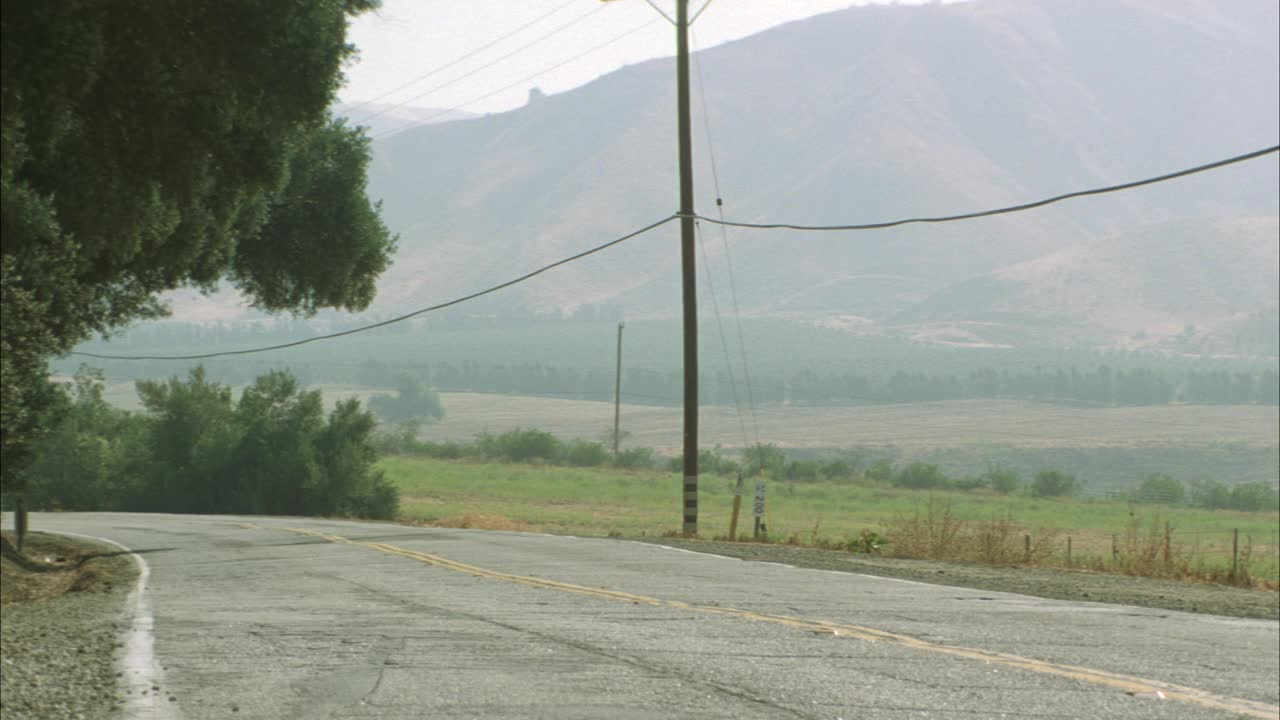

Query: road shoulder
left=1, top=531, right=138, bottom=720
left=630, top=536, right=1280, bottom=620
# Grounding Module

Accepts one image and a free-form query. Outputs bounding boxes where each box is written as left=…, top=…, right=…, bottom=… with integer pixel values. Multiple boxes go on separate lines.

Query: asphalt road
left=27, top=513, right=1280, bottom=720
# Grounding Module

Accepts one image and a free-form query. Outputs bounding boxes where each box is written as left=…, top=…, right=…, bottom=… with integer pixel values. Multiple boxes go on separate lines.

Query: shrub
left=562, top=440, right=607, bottom=467
left=986, top=466, right=1022, bottom=495
left=698, top=447, right=740, bottom=476
left=1030, top=469, right=1079, bottom=498
left=893, top=462, right=949, bottom=490
left=847, top=529, right=887, bottom=554
left=886, top=498, right=963, bottom=560
left=819, top=457, right=854, bottom=481
left=969, top=515, right=1020, bottom=563
left=1189, top=478, right=1231, bottom=509
left=1228, top=482, right=1279, bottom=512
left=1133, top=473, right=1185, bottom=505
left=477, top=428, right=560, bottom=463
left=614, top=446, right=655, bottom=469
left=743, top=443, right=786, bottom=477
left=784, top=459, right=822, bottom=482
left=343, top=470, right=400, bottom=519
left=315, top=399, right=399, bottom=519
left=866, top=459, right=894, bottom=484
left=31, top=367, right=401, bottom=519
left=22, top=368, right=144, bottom=511
left=716, top=457, right=741, bottom=476
left=952, top=475, right=989, bottom=491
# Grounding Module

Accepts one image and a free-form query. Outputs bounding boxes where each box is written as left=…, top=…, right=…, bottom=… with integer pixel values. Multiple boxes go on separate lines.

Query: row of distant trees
left=16, top=368, right=397, bottom=519
left=96, top=359, right=1277, bottom=409
left=1130, top=473, right=1278, bottom=511
left=393, top=362, right=1278, bottom=407
left=379, top=361, right=1276, bottom=408
left=62, top=353, right=1280, bottom=409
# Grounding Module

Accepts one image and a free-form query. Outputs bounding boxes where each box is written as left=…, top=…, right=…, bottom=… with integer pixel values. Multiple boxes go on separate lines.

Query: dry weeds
left=420, top=513, right=534, bottom=532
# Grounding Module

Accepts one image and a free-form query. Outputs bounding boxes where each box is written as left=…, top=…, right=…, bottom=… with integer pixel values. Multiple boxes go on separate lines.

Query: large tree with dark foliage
left=1, top=1, right=396, bottom=492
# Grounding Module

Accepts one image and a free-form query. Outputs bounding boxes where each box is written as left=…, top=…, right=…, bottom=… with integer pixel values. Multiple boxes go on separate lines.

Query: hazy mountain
left=894, top=216, right=1280, bottom=349
left=174, top=0, right=1280, bottom=353
left=362, top=0, right=1277, bottom=333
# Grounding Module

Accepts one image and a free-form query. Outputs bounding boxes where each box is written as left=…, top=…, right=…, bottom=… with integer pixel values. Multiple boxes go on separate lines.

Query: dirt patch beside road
left=1, top=531, right=139, bottom=720
left=1, top=531, right=134, bottom=604
left=632, top=537, right=1280, bottom=620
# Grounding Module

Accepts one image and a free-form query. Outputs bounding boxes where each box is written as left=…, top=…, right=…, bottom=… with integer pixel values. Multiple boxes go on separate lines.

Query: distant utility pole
left=675, top=0, right=699, bottom=537
left=613, top=322, right=625, bottom=459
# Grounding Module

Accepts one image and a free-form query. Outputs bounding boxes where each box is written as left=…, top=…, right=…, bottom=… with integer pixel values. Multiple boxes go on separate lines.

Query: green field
left=381, top=455, right=1280, bottom=584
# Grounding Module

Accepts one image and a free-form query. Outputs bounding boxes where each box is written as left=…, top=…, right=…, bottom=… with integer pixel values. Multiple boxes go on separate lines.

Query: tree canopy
left=1, top=1, right=396, bottom=492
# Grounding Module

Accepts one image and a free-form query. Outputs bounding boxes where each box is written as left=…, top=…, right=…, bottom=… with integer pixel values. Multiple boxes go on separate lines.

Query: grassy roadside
left=381, top=455, right=1280, bottom=586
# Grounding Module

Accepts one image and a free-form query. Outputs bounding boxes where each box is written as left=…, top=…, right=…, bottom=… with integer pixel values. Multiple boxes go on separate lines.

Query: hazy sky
left=339, top=0, right=936, bottom=116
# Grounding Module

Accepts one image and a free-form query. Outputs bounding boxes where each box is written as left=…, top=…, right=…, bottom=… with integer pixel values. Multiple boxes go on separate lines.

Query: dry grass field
left=98, top=379, right=1278, bottom=452
left=417, top=394, right=1279, bottom=452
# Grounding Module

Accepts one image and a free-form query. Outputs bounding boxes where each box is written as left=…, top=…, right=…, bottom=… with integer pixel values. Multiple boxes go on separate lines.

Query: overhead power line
left=640, top=0, right=676, bottom=26
left=372, top=16, right=662, bottom=140
left=342, top=0, right=581, bottom=117
left=695, top=219, right=751, bottom=450
left=356, top=2, right=608, bottom=129
left=689, top=0, right=715, bottom=24
left=691, top=27, right=760, bottom=446
left=69, top=145, right=1278, bottom=362
left=692, top=145, right=1280, bottom=231
left=71, top=215, right=678, bottom=362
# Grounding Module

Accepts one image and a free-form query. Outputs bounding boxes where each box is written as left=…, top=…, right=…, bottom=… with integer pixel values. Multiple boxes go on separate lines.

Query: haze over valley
left=74, top=0, right=1280, bottom=491
left=178, top=0, right=1280, bottom=354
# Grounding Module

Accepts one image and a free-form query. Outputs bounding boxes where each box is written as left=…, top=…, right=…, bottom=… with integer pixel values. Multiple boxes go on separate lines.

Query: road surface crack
left=322, top=573, right=819, bottom=719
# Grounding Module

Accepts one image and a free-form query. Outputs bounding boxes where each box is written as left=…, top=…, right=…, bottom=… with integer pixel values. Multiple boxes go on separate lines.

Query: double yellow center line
left=261, top=525, right=1278, bottom=719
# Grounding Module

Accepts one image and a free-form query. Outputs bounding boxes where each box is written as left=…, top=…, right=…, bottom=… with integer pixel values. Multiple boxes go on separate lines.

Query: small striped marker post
left=683, top=476, right=698, bottom=536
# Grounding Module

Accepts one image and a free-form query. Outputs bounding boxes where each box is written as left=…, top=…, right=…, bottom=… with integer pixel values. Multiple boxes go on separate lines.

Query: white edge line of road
left=636, top=540, right=1014, bottom=590
left=52, top=530, right=177, bottom=720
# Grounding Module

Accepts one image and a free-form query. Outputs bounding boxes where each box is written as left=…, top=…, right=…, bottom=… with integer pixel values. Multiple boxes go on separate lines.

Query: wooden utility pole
left=676, top=0, right=699, bottom=537
left=604, top=0, right=699, bottom=534
left=613, top=322, right=625, bottom=459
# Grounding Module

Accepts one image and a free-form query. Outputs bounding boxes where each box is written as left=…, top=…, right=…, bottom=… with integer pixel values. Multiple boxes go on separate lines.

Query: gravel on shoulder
left=1, top=531, right=139, bottom=720
left=630, top=537, right=1280, bottom=620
